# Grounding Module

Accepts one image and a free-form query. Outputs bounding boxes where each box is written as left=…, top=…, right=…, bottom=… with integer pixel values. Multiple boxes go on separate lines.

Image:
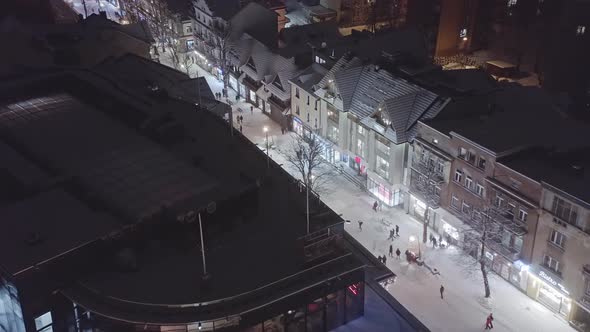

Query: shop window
left=35, top=312, right=53, bottom=332
left=549, top=229, right=566, bottom=248
left=326, top=290, right=345, bottom=330
left=186, top=39, right=195, bottom=50
left=544, top=254, right=561, bottom=274
left=453, top=170, right=463, bottom=183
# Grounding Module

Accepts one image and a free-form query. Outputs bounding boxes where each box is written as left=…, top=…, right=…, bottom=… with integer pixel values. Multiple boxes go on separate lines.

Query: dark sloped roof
left=207, top=0, right=241, bottom=20
left=499, top=147, right=590, bottom=205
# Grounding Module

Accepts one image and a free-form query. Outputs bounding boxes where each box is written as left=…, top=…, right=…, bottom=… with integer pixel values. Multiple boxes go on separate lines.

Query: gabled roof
left=322, top=58, right=446, bottom=144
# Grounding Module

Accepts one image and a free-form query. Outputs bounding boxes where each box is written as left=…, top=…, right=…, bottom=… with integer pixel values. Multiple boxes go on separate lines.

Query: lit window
left=577, top=25, right=586, bottom=35
left=459, top=28, right=467, bottom=38
left=314, top=55, right=326, bottom=64
left=458, top=147, right=467, bottom=158
left=507, top=0, right=517, bottom=7
left=358, top=125, right=365, bottom=135
left=549, top=230, right=566, bottom=248
left=35, top=312, right=53, bottom=332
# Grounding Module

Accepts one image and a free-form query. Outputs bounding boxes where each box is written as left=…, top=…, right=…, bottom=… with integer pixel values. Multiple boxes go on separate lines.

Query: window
left=552, top=196, right=578, bottom=225
left=585, top=279, right=590, bottom=297
left=507, top=0, right=517, bottom=7
left=35, top=312, right=53, bottom=332
left=454, top=170, right=463, bottom=183
left=507, top=203, right=515, bottom=220
left=476, top=183, right=484, bottom=196
left=518, top=209, right=528, bottom=222
left=477, top=157, right=486, bottom=169
left=376, top=155, right=390, bottom=179
left=459, top=28, right=467, bottom=38
left=314, top=55, right=326, bottom=64
left=357, top=125, right=365, bottom=136
left=296, top=105, right=300, bottom=115
left=577, top=25, right=586, bottom=35
left=495, top=195, right=504, bottom=207
left=436, top=161, right=444, bottom=174
left=467, top=151, right=476, bottom=164
left=462, top=202, right=471, bottom=214
left=307, top=112, right=310, bottom=122
left=186, top=39, right=195, bottom=50
left=549, top=229, right=566, bottom=248
left=185, top=26, right=192, bottom=34
left=544, top=255, right=560, bottom=273
left=465, top=176, right=473, bottom=190
left=307, top=96, right=310, bottom=105
left=458, top=147, right=467, bottom=159
left=451, top=195, right=459, bottom=208
left=295, top=88, right=300, bottom=98
left=357, top=138, right=365, bottom=157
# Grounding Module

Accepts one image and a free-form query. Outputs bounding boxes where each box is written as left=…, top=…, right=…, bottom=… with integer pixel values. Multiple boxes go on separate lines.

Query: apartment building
left=498, top=148, right=590, bottom=327
left=411, top=82, right=590, bottom=290
left=289, top=51, right=448, bottom=206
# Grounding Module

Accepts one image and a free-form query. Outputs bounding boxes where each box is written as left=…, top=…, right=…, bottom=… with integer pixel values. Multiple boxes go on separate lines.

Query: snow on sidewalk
left=159, top=57, right=572, bottom=332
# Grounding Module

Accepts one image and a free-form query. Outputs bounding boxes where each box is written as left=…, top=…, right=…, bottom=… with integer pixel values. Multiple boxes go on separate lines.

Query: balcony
left=410, top=158, right=445, bottom=184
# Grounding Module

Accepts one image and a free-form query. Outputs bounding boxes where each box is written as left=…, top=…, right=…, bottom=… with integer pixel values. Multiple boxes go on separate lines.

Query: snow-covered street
left=159, top=55, right=573, bottom=332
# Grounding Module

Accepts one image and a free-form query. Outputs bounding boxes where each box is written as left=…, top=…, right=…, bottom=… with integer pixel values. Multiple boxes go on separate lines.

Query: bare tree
left=285, top=135, right=333, bottom=233
left=212, top=22, right=234, bottom=98
left=167, top=39, right=181, bottom=70
left=120, top=0, right=144, bottom=24
left=455, top=204, right=512, bottom=298
left=180, top=53, right=194, bottom=76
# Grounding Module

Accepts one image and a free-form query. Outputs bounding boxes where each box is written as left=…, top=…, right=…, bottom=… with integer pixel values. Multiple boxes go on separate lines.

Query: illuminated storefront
left=368, top=174, right=401, bottom=207
left=527, top=266, right=572, bottom=318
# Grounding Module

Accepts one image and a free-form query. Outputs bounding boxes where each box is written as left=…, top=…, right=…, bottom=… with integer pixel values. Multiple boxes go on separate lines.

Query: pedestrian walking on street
left=250, top=105, right=254, bottom=114
left=281, top=126, right=285, bottom=134
left=485, top=313, right=494, bottom=330
left=235, top=95, right=239, bottom=102
left=395, top=248, right=401, bottom=259
left=389, top=244, right=393, bottom=257
left=382, top=255, right=387, bottom=265
left=239, top=124, right=243, bottom=133
left=358, top=220, right=363, bottom=231
left=373, top=201, right=378, bottom=211
left=433, top=237, right=437, bottom=248
left=395, top=225, right=399, bottom=236
left=440, top=285, right=445, bottom=299
left=240, top=115, right=244, bottom=123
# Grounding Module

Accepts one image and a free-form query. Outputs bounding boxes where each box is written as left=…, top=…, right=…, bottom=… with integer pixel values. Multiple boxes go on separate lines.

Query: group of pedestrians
left=387, top=225, right=400, bottom=240
left=236, top=114, right=244, bottom=132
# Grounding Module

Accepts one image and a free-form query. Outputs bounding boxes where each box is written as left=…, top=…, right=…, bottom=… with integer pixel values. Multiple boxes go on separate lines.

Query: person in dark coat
left=239, top=124, right=242, bottom=133
left=485, top=313, right=494, bottom=330
left=389, top=244, right=393, bottom=257
left=373, top=201, right=378, bottom=211
left=358, top=220, right=363, bottom=231
left=433, top=237, right=437, bottom=248
left=395, top=248, right=401, bottom=259
left=395, top=225, right=399, bottom=236
left=440, top=285, right=445, bottom=299
left=382, top=255, right=387, bottom=265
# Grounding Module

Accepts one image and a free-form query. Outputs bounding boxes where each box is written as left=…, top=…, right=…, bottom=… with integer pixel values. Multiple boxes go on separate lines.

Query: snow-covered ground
left=158, top=55, right=572, bottom=332
left=66, top=0, right=124, bottom=22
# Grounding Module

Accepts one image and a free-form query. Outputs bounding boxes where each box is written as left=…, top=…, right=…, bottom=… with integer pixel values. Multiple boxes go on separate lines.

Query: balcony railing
left=410, top=158, right=445, bottom=184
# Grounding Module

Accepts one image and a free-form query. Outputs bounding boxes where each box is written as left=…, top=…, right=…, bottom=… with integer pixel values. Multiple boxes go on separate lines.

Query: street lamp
left=263, top=126, right=269, bottom=168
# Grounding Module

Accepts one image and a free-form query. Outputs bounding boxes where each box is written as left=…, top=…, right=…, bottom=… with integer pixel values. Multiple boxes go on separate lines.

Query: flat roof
left=0, top=189, right=118, bottom=276
left=0, top=93, right=218, bottom=220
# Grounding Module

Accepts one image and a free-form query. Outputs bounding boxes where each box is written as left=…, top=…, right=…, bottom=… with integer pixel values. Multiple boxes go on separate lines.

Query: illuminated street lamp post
left=263, top=126, right=269, bottom=168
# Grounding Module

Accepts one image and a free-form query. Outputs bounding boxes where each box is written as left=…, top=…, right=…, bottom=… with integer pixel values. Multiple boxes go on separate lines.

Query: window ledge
left=547, top=240, right=565, bottom=252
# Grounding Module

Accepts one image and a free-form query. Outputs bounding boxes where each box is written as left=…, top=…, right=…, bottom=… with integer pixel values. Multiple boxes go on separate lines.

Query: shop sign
left=538, top=270, right=569, bottom=295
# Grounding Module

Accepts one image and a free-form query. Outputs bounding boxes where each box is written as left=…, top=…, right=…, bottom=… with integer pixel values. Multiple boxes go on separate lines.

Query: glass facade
left=243, top=283, right=364, bottom=332
left=368, top=177, right=401, bottom=207
left=0, top=278, right=26, bottom=332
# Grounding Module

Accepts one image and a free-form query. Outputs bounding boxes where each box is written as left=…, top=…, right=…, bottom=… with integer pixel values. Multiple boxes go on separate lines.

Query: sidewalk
left=160, top=56, right=572, bottom=332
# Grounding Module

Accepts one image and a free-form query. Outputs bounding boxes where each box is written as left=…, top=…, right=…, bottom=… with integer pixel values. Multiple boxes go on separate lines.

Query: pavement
left=158, top=54, right=572, bottom=332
